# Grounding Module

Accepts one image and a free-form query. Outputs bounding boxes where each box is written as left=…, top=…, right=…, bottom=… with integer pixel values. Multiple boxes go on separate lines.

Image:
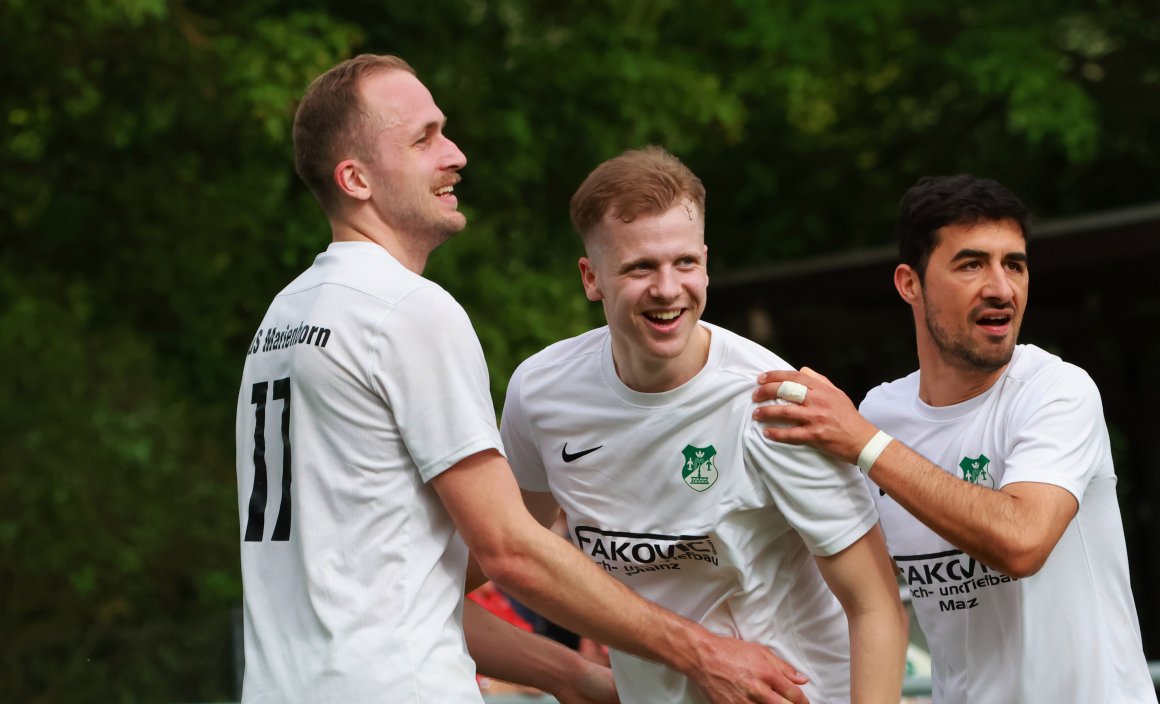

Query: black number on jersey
left=244, top=378, right=292, bottom=541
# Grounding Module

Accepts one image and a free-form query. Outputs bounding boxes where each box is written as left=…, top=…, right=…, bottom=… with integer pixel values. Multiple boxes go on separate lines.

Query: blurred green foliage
left=1, top=0, right=1157, bottom=701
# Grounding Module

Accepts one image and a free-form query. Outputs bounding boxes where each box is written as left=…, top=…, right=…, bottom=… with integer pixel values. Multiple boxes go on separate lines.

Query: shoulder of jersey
left=860, top=370, right=918, bottom=410
left=704, top=322, right=793, bottom=376
left=283, top=244, right=443, bottom=307
left=1006, top=344, right=1097, bottom=400
left=516, top=327, right=608, bottom=374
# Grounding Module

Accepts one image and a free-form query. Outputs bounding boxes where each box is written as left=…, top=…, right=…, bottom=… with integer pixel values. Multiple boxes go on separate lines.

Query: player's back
left=234, top=241, right=484, bottom=703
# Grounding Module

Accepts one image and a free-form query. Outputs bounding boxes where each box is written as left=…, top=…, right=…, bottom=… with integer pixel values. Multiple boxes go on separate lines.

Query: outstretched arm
left=434, top=450, right=811, bottom=704
left=752, top=369, right=1077, bottom=577
left=813, top=525, right=907, bottom=704
left=464, top=598, right=619, bottom=704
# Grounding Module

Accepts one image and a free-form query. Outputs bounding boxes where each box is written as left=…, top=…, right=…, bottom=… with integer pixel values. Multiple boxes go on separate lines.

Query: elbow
left=479, top=556, right=530, bottom=593
left=996, top=556, right=1046, bottom=580
left=463, top=512, right=561, bottom=603
left=988, top=536, right=1051, bottom=579
left=473, top=545, right=517, bottom=584
left=471, top=542, right=541, bottom=599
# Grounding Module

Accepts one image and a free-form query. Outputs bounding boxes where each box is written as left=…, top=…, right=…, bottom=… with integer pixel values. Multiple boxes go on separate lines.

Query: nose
left=441, top=134, right=466, bottom=171
left=981, top=262, right=1014, bottom=302
left=650, top=266, right=682, bottom=300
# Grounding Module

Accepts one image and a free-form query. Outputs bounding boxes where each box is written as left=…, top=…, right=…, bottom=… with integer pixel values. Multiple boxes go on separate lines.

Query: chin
left=445, top=215, right=467, bottom=233
left=965, top=345, right=1015, bottom=372
left=647, top=338, right=694, bottom=361
left=434, top=218, right=467, bottom=240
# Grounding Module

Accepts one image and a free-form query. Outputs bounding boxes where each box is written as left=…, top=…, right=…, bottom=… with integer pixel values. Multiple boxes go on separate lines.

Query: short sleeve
left=999, top=364, right=1111, bottom=504
left=500, top=363, right=551, bottom=492
left=744, top=410, right=878, bottom=556
left=370, top=286, right=504, bottom=482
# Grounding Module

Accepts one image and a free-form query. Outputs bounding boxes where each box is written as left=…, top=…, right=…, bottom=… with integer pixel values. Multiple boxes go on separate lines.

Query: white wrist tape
left=857, top=430, right=893, bottom=475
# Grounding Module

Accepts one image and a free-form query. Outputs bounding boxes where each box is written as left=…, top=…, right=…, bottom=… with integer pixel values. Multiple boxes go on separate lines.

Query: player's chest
left=538, top=414, right=757, bottom=525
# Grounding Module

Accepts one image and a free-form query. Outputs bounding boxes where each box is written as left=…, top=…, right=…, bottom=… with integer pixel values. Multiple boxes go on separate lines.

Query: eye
left=1006, top=260, right=1026, bottom=273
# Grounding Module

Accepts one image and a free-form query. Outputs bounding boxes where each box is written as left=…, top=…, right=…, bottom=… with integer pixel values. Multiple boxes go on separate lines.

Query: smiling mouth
left=645, top=309, right=683, bottom=324
left=433, top=174, right=461, bottom=198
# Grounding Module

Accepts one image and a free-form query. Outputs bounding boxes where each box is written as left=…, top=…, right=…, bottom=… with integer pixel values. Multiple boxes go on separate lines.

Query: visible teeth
left=649, top=310, right=680, bottom=321
left=434, top=185, right=454, bottom=196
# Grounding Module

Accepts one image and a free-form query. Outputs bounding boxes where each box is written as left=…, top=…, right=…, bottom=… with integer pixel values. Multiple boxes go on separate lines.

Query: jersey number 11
left=245, top=378, right=292, bottom=542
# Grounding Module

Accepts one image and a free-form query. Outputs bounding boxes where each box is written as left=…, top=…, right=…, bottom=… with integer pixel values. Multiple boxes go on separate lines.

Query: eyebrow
left=950, top=248, right=1028, bottom=263
left=410, top=118, right=446, bottom=140
left=617, top=257, right=654, bottom=274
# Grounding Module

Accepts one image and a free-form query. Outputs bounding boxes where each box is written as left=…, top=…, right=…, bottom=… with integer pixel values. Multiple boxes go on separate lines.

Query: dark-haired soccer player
left=755, top=174, right=1155, bottom=703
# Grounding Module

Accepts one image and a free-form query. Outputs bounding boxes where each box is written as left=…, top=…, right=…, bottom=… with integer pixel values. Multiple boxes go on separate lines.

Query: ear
left=894, top=263, right=922, bottom=305
left=703, top=244, right=709, bottom=287
left=579, top=257, right=602, bottom=301
left=334, top=159, right=372, bottom=202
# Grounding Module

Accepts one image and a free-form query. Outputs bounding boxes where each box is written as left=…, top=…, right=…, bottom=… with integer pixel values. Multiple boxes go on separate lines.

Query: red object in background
left=467, top=583, right=534, bottom=632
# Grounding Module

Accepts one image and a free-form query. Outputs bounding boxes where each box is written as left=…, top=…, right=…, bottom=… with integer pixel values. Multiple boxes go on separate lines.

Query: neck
left=915, top=341, right=1009, bottom=407
left=612, top=325, right=711, bottom=393
left=330, top=216, right=433, bottom=274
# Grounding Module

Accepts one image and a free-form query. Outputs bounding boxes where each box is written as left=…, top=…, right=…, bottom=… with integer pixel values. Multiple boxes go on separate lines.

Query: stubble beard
left=412, top=213, right=465, bottom=251
left=922, top=294, right=1016, bottom=374
left=381, top=192, right=466, bottom=250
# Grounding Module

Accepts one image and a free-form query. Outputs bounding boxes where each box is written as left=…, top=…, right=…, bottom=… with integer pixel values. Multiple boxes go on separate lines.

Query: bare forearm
left=438, top=451, right=809, bottom=703
left=480, top=526, right=707, bottom=672
left=463, top=599, right=586, bottom=694
left=754, top=374, right=1062, bottom=574
left=871, top=442, right=1033, bottom=573
left=847, top=605, right=908, bottom=704
left=816, top=527, right=907, bottom=703
left=481, top=528, right=809, bottom=703
left=754, top=370, right=1040, bottom=573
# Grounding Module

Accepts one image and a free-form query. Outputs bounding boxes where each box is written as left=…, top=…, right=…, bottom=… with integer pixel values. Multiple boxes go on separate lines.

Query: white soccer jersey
left=862, top=344, right=1155, bottom=704
left=501, top=322, right=878, bottom=704
left=235, top=241, right=503, bottom=704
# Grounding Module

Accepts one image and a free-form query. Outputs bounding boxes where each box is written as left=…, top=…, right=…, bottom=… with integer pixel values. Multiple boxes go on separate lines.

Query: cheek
left=673, top=270, right=701, bottom=284
left=611, top=285, right=638, bottom=308
left=608, top=283, right=647, bottom=313
left=603, top=297, right=632, bottom=327
left=915, top=287, right=939, bottom=319
left=687, top=273, right=709, bottom=298
left=1015, top=279, right=1029, bottom=301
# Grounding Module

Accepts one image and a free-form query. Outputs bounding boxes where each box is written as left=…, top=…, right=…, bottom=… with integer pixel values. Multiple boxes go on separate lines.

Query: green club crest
left=959, top=454, right=994, bottom=488
left=681, top=445, right=718, bottom=492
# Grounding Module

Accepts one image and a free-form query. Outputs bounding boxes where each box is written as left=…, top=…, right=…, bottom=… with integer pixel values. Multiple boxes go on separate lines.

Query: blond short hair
left=569, top=146, right=706, bottom=245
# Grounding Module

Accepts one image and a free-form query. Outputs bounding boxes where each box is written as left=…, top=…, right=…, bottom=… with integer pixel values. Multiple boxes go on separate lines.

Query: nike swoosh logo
left=561, top=443, right=603, bottom=463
